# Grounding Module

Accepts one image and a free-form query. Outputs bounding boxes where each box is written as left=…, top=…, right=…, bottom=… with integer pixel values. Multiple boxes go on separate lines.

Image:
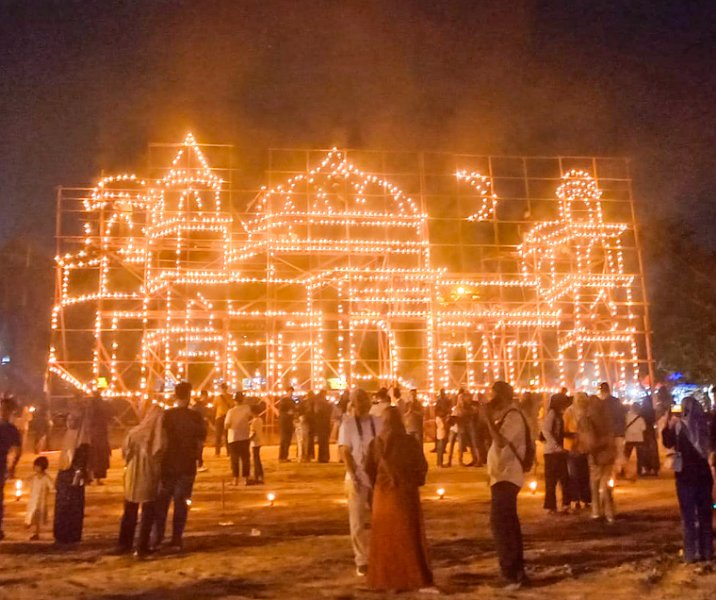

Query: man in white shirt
left=485, top=380, right=529, bottom=590
left=338, top=388, right=381, bottom=577
left=224, top=392, right=252, bottom=486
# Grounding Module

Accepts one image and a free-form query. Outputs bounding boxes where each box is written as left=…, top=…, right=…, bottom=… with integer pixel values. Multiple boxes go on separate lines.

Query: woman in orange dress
left=365, top=406, right=433, bottom=591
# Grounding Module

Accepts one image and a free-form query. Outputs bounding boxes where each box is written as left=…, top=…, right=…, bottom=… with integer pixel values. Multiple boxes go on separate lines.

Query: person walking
left=364, top=406, right=432, bottom=592
left=563, top=392, right=591, bottom=510
left=153, top=381, right=206, bottom=551
left=116, top=405, right=166, bottom=558
left=485, top=381, right=530, bottom=590
left=338, top=388, right=381, bottom=577
left=214, top=383, right=232, bottom=456
left=541, top=394, right=570, bottom=513
left=662, top=396, right=713, bottom=563
left=278, top=386, right=296, bottom=462
left=54, top=400, right=91, bottom=544
left=0, top=396, right=22, bottom=541
left=583, top=394, right=616, bottom=523
left=225, top=392, right=252, bottom=485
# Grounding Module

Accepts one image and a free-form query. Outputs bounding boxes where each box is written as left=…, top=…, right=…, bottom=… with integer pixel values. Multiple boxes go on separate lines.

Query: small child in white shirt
left=26, top=456, right=53, bottom=540
left=249, top=405, right=264, bottom=484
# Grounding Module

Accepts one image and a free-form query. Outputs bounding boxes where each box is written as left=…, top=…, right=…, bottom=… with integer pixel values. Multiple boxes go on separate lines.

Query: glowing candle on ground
left=15, top=480, right=22, bottom=500
left=528, top=480, right=538, bottom=494
left=608, top=479, right=615, bottom=489
left=267, top=492, right=276, bottom=506
left=437, top=488, right=445, bottom=500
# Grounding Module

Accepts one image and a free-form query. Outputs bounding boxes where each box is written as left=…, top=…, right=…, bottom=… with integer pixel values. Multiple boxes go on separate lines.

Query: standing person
left=29, top=399, right=51, bottom=454
left=364, top=406, right=432, bottom=592
left=433, top=389, right=452, bottom=454
left=541, top=394, right=570, bottom=513
left=314, top=390, right=333, bottom=463
left=25, top=456, right=53, bottom=540
left=624, top=403, right=646, bottom=480
left=456, top=391, right=478, bottom=466
left=484, top=381, right=530, bottom=590
left=640, top=396, right=660, bottom=476
left=369, top=387, right=391, bottom=419
left=278, top=386, right=296, bottom=462
left=445, top=402, right=459, bottom=467
left=583, top=394, right=616, bottom=523
left=295, top=393, right=311, bottom=462
left=662, top=396, right=713, bottom=563
left=116, top=405, right=165, bottom=558
left=598, top=382, right=626, bottom=478
left=249, top=404, right=264, bottom=484
left=153, top=381, right=206, bottom=551
left=86, top=395, right=111, bottom=484
left=214, top=383, right=232, bottom=456
left=0, top=396, right=22, bottom=541
left=54, top=401, right=90, bottom=545
left=192, top=391, right=210, bottom=472
left=435, top=407, right=448, bottom=468
left=225, top=392, right=252, bottom=485
left=563, top=392, right=592, bottom=510
left=404, top=389, right=424, bottom=444
left=338, top=388, right=381, bottom=577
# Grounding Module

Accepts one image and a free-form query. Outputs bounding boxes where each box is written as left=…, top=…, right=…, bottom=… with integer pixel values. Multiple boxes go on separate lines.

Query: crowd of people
left=0, top=378, right=715, bottom=592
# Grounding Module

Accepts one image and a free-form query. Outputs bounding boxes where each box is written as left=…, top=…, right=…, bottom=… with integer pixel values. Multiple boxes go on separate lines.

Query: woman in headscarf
left=54, top=401, right=91, bottom=544
left=364, top=406, right=433, bottom=592
left=86, top=395, right=111, bottom=484
left=662, top=396, right=713, bottom=563
left=563, top=392, right=592, bottom=510
left=116, top=405, right=166, bottom=558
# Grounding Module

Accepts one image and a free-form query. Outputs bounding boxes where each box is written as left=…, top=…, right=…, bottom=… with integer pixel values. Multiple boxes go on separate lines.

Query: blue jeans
left=153, top=473, right=195, bottom=546
left=676, top=477, right=714, bottom=562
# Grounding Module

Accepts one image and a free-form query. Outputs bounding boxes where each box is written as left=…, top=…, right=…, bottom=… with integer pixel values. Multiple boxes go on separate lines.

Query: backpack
left=498, top=408, right=536, bottom=473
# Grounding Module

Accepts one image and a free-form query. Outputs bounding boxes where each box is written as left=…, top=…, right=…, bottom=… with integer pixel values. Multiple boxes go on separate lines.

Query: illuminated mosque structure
left=47, top=134, right=651, bottom=401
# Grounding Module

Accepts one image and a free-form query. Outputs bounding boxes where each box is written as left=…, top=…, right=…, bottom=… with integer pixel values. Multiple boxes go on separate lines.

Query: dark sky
left=1, top=0, right=714, bottom=246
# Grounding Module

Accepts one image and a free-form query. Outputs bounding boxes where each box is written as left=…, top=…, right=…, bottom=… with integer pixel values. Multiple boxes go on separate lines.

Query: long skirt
left=54, top=470, right=85, bottom=544
left=368, top=483, right=433, bottom=591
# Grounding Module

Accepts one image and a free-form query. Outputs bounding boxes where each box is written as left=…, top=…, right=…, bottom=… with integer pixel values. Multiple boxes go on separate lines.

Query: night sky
left=1, top=1, right=715, bottom=247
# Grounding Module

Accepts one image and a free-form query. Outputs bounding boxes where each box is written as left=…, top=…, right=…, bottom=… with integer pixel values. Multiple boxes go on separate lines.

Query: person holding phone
left=662, top=396, right=713, bottom=563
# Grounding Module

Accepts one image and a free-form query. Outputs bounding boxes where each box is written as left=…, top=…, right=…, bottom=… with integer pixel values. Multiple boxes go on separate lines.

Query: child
left=249, top=404, right=264, bottom=484
left=26, top=456, right=53, bottom=540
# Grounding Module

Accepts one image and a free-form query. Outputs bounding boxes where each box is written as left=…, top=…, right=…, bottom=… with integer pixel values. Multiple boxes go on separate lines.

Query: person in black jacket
left=278, top=386, right=296, bottom=462
left=153, top=381, right=206, bottom=551
left=662, top=396, right=713, bottom=563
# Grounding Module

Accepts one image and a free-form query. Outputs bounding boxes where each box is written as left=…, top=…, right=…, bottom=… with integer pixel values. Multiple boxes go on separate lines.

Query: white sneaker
left=356, top=565, right=368, bottom=577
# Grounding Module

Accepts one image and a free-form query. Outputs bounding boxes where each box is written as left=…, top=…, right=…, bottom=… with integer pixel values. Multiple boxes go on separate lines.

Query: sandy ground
left=1, top=446, right=714, bottom=600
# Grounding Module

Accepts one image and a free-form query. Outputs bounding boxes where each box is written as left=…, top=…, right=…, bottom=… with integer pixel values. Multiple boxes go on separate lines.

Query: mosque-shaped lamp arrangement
left=47, top=134, right=651, bottom=404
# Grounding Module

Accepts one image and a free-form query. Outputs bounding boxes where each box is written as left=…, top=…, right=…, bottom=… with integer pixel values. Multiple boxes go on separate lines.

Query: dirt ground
left=1, top=446, right=714, bottom=600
